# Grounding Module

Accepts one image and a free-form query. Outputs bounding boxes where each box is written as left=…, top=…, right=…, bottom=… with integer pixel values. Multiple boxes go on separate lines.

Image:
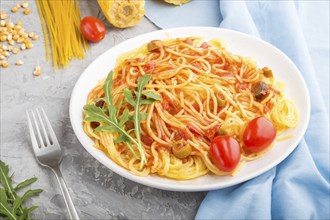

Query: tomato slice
left=80, top=16, right=106, bottom=43
left=243, top=117, right=277, bottom=153
left=210, top=136, right=241, bottom=172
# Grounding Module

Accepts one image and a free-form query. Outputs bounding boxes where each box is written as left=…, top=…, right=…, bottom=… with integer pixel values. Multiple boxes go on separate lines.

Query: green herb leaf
left=13, top=189, right=43, bottom=213
left=137, top=74, right=151, bottom=91
left=84, top=72, right=162, bottom=169
left=0, top=187, right=17, bottom=219
left=123, top=88, right=136, bottom=106
left=143, top=91, right=162, bottom=101
left=84, top=104, right=140, bottom=160
left=104, top=71, right=114, bottom=107
left=140, top=99, right=158, bottom=105
left=14, top=177, right=37, bottom=191
left=94, top=125, right=118, bottom=133
left=0, top=160, right=41, bottom=220
left=0, top=160, right=14, bottom=193
left=119, top=109, right=130, bottom=127
left=138, top=112, right=148, bottom=121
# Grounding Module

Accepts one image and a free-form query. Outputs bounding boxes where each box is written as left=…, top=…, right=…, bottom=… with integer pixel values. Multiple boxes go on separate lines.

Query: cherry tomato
left=210, top=136, right=241, bottom=172
left=243, top=117, right=277, bottom=153
left=80, top=16, right=106, bottom=43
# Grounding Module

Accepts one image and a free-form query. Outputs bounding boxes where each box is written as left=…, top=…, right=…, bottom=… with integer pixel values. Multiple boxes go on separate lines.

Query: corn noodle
left=36, top=0, right=89, bottom=68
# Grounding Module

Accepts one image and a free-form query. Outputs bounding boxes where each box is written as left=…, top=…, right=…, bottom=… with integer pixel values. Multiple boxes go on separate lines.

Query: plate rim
left=69, top=26, right=311, bottom=192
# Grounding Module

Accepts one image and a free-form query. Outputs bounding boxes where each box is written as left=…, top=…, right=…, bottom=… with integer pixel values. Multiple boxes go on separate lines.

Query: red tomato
left=187, top=124, right=203, bottom=137
left=210, top=136, right=241, bottom=172
left=243, top=117, right=277, bottom=153
left=80, top=16, right=106, bottom=43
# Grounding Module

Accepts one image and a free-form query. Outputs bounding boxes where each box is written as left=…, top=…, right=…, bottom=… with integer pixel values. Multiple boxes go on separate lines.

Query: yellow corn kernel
left=14, top=25, right=22, bottom=30
left=0, top=13, right=8, bottom=20
left=22, top=1, right=29, bottom=8
left=2, top=60, right=10, bottom=68
left=31, top=35, right=39, bottom=40
left=15, top=60, right=23, bottom=65
left=33, top=66, right=41, bottom=76
left=17, top=37, right=24, bottom=43
left=8, top=39, right=15, bottom=46
left=0, top=20, right=5, bottom=27
left=21, top=33, right=28, bottom=38
left=0, top=35, right=7, bottom=42
left=13, top=34, right=19, bottom=40
left=11, top=6, right=19, bottom=13
left=5, top=22, right=14, bottom=28
left=23, top=9, right=30, bottom=15
left=21, top=44, right=26, bottom=50
left=26, top=43, right=33, bottom=49
left=18, top=29, right=24, bottom=35
left=8, top=45, right=13, bottom=51
left=28, top=32, right=34, bottom=38
left=12, top=47, right=20, bottom=54
left=7, top=34, right=12, bottom=41
left=16, top=21, right=23, bottom=26
left=3, top=51, right=10, bottom=57
left=0, top=54, right=5, bottom=60
left=23, top=39, right=31, bottom=44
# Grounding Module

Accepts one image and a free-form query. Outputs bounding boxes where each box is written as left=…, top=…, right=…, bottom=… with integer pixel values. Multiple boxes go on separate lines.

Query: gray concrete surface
left=0, top=1, right=206, bottom=219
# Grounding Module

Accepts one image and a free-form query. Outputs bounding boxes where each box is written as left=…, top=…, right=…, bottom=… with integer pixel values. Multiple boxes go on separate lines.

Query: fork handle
left=51, top=166, right=80, bottom=220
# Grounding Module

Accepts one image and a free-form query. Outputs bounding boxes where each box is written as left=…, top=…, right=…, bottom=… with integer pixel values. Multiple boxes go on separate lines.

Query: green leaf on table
left=14, top=177, right=37, bottom=191
left=0, top=160, right=14, bottom=192
left=13, top=189, right=43, bottom=214
left=0, top=160, right=42, bottom=220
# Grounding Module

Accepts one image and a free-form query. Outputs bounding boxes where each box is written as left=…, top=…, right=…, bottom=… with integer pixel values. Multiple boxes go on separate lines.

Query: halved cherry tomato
left=80, top=16, right=106, bottom=43
left=243, top=117, right=277, bottom=153
left=210, top=136, right=241, bottom=172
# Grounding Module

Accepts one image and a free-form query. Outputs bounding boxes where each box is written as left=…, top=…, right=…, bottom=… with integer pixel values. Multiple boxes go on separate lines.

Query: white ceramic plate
left=70, top=27, right=310, bottom=192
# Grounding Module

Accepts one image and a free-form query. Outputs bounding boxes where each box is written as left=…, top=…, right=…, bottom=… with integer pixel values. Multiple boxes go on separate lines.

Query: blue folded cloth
left=145, top=1, right=330, bottom=219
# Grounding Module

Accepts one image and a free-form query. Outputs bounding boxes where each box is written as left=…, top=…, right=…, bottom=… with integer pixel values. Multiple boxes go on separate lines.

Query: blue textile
left=145, top=1, right=330, bottom=219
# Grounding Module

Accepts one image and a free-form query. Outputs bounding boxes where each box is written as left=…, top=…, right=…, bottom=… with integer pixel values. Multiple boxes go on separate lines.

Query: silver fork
left=26, top=107, right=79, bottom=220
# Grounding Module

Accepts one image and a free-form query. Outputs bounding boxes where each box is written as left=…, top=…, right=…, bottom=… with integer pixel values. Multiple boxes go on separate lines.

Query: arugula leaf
left=84, top=71, right=162, bottom=169
left=0, top=160, right=14, bottom=197
left=13, top=189, right=43, bottom=214
left=103, top=71, right=115, bottom=110
left=123, top=74, right=162, bottom=168
left=0, top=160, right=42, bottom=220
left=14, top=178, right=37, bottom=191
left=143, top=91, right=162, bottom=101
left=123, top=88, right=135, bottom=106
left=0, top=188, right=18, bottom=220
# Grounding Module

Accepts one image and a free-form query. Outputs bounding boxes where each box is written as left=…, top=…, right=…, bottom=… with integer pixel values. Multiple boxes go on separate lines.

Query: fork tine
left=36, top=108, right=51, bottom=146
left=40, top=107, right=59, bottom=146
left=26, top=110, right=42, bottom=151
left=30, top=109, right=45, bottom=148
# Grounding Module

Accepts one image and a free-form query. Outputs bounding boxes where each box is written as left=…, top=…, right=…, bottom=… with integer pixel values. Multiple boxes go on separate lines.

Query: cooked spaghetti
left=36, top=0, right=89, bottom=68
left=83, top=37, right=298, bottom=180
